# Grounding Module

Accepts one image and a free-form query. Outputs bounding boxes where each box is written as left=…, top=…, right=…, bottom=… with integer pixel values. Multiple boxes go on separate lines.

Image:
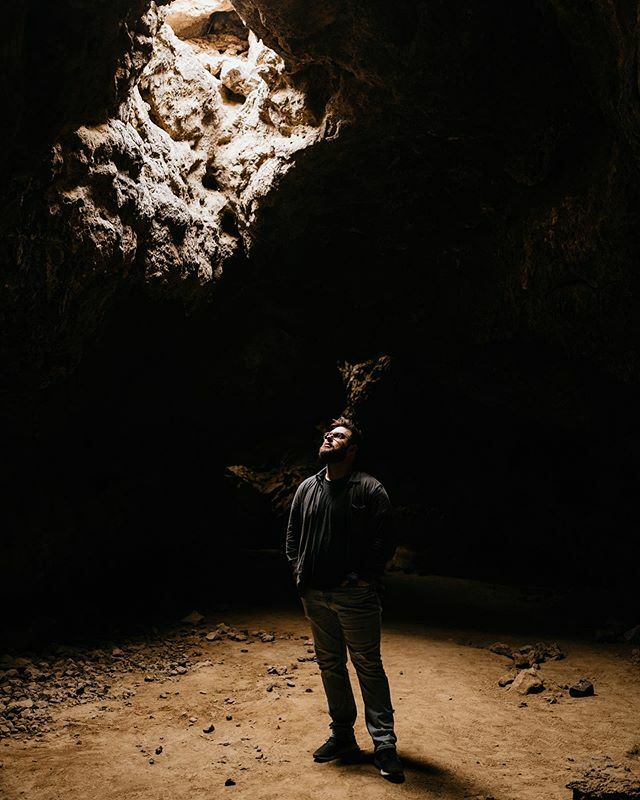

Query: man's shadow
left=324, top=749, right=494, bottom=795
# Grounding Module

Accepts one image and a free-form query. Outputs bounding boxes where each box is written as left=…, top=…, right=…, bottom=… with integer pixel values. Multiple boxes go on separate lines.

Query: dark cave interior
left=2, top=0, right=640, bottom=650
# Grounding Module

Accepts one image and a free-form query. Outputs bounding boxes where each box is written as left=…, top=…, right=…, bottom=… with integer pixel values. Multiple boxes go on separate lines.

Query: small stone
left=225, top=778, right=236, bottom=786
left=305, top=688, right=313, bottom=693
left=203, top=724, right=215, bottom=733
left=569, top=678, right=594, bottom=698
left=226, top=715, right=232, bottom=721
left=148, top=758, right=155, bottom=765
left=498, top=672, right=516, bottom=687
left=155, top=746, right=163, bottom=754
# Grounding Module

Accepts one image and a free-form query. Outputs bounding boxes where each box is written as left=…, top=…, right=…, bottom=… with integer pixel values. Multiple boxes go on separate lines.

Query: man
left=285, top=416, right=404, bottom=782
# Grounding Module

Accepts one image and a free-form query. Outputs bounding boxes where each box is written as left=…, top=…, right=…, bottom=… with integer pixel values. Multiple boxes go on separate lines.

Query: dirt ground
left=1, top=575, right=639, bottom=800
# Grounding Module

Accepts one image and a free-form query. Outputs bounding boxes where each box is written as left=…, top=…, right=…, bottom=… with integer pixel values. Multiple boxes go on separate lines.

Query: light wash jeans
left=300, top=584, right=397, bottom=752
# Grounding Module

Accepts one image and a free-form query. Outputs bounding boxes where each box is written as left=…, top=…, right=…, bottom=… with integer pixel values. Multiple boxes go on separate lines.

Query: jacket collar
left=315, top=466, right=361, bottom=485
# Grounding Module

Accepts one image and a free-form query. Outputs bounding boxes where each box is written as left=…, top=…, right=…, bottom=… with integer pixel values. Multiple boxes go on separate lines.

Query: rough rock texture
left=509, top=668, right=545, bottom=695
left=568, top=756, right=640, bottom=799
left=2, top=0, right=328, bottom=381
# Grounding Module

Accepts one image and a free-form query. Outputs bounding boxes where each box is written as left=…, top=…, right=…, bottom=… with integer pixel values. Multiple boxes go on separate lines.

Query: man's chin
left=318, top=449, right=347, bottom=465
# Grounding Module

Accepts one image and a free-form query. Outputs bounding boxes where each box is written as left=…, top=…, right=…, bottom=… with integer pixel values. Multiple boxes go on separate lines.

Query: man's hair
left=329, top=416, right=363, bottom=448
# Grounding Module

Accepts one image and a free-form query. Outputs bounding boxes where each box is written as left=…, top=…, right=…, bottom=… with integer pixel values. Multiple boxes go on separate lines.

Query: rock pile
left=489, top=640, right=565, bottom=668
left=0, top=617, right=280, bottom=740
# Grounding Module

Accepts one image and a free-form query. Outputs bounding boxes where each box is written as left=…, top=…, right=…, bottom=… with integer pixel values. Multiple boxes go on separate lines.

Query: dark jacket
left=285, top=466, right=397, bottom=594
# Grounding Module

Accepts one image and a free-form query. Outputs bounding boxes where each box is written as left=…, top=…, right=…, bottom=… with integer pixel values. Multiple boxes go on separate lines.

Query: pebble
left=498, top=672, right=516, bottom=687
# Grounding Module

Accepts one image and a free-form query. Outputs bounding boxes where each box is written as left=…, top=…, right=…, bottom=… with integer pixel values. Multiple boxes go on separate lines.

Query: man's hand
left=339, top=575, right=370, bottom=587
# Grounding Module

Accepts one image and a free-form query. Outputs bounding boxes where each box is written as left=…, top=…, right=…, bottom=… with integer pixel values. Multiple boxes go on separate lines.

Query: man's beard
left=318, top=443, right=349, bottom=464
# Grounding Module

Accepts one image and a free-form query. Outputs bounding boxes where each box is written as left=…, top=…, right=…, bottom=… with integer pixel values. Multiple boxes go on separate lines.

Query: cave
left=1, top=0, right=640, bottom=797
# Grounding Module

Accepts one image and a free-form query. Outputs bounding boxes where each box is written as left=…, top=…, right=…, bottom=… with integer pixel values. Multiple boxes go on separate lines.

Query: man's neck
left=325, top=462, right=353, bottom=481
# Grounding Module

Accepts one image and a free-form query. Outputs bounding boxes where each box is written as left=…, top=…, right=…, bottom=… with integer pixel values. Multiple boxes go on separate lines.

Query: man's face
left=318, top=426, right=354, bottom=464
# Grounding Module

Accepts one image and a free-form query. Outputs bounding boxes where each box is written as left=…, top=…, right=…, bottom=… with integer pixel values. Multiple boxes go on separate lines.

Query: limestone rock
left=164, top=0, right=234, bottom=40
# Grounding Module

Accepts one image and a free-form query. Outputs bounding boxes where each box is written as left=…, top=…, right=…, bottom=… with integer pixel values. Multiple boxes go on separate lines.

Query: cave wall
left=2, top=0, right=640, bottom=632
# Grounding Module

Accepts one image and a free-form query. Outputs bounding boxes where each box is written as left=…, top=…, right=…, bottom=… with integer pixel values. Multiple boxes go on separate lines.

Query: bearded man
left=285, top=416, right=404, bottom=782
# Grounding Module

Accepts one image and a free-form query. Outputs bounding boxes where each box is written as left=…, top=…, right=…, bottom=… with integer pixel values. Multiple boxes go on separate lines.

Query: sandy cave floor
left=1, top=575, right=640, bottom=800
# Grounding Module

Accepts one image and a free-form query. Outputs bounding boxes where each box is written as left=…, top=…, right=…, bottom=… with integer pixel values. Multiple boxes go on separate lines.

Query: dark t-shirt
left=308, top=474, right=352, bottom=589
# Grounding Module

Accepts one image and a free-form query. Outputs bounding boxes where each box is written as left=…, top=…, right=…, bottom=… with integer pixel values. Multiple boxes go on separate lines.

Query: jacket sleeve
left=285, top=483, right=304, bottom=575
left=359, top=484, right=397, bottom=582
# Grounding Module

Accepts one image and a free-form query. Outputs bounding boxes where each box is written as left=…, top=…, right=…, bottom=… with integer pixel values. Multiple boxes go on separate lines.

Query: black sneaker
left=373, top=747, right=405, bottom=782
left=313, top=736, right=360, bottom=762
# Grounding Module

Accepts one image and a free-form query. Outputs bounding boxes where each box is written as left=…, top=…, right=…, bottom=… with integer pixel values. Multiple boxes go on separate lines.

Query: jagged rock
left=219, top=58, right=262, bottom=96
left=498, top=672, right=517, bottom=687
left=570, top=679, right=595, bottom=698
left=509, top=669, right=544, bottom=695
left=338, top=356, right=392, bottom=418
left=164, top=0, right=235, bottom=39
